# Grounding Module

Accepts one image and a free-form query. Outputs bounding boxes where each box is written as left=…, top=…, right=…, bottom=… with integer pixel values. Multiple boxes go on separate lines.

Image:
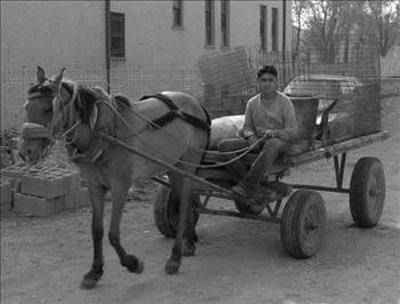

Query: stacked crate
left=1, top=163, right=90, bottom=217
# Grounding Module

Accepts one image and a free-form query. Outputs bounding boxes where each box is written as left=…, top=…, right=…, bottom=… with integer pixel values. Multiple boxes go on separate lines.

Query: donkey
left=19, top=66, right=210, bottom=289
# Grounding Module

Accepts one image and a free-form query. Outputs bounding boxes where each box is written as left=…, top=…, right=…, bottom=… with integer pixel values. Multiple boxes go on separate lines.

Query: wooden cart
left=153, top=130, right=389, bottom=259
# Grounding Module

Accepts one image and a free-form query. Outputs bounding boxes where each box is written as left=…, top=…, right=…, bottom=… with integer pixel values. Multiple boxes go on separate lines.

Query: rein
left=116, top=96, right=256, bottom=157
left=24, top=84, right=260, bottom=169
left=98, top=98, right=265, bottom=169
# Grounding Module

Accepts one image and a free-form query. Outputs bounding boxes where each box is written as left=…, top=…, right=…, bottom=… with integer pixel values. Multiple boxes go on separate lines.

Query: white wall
left=108, top=1, right=292, bottom=99
left=1, top=0, right=106, bottom=129
left=0, top=0, right=292, bottom=129
left=1, top=0, right=105, bottom=71
left=111, top=0, right=292, bottom=70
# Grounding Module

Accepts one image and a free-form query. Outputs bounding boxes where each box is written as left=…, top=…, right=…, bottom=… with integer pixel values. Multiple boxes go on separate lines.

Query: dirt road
left=1, top=96, right=400, bottom=304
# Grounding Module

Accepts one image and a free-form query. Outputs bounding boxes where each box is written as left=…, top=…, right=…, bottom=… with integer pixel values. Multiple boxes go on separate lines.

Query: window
left=110, top=12, right=125, bottom=58
left=172, top=0, right=183, bottom=28
left=260, top=5, right=267, bottom=51
left=205, top=0, right=215, bottom=46
left=221, top=0, right=230, bottom=47
left=272, top=7, right=279, bottom=52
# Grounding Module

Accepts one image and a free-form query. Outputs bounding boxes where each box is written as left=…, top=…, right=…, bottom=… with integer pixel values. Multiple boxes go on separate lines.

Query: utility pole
left=282, top=0, right=287, bottom=84
left=105, top=0, right=111, bottom=94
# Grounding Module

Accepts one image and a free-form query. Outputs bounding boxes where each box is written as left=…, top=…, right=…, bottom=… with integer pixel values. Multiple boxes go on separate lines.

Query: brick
left=0, top=176, right=13, bottom=213
left=63, top=172, right=80, bottom=193
left=1, top=178, right=12, bottom=212
left=64, top=192, right=77, bottom=212
left=64, top=189, right=84, bottom=211
left=14, top=193, right=55, bottom=217
left=76, top=188, right=90, bottom=208
left=21, top=173, right=66, bottom=198
left=1, top=200, right=12, bottom=213
left=54, top=196, right=66, bottom=214
left=1, top=176, right=21, bottom=192
left=1, top=163, right=32, bottom=179
left=12, top=179, right=22, bottom=193
left=57, top=186, right=90, bottom=212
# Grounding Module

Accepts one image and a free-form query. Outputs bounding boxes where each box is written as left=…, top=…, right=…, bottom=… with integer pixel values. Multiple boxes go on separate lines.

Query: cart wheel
left=280, top=190, right=326, bottom=259
left=349, top=157, right=385, bottom=228
left=154, top=186, right=200, bottom=238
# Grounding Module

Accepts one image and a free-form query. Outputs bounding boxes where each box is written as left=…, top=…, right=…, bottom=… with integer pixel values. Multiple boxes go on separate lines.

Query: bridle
left=50, top=83, right=82, bottom=138
left=23, top=81, right=79, bottom=138
left=22, top=82, right=83, bottom=163
left=23, top=82, right=265, bottom=168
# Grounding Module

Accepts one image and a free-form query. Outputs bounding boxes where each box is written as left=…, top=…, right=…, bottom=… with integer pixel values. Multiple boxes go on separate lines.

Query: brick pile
left=0, top=177, right=13, bottom=213
left=1, top=162, right=90, bottom=217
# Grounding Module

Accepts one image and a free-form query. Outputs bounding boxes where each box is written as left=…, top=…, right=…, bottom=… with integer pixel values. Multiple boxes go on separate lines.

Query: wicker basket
left=289, top=96, right=319, bottom=143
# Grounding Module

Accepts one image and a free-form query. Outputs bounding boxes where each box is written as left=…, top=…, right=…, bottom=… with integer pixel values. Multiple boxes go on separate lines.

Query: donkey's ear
left=53, top=67, right=66, bottom=86
left=37, top=66, right=46, bottom=84
left=89, top=104, right=98, bottom=130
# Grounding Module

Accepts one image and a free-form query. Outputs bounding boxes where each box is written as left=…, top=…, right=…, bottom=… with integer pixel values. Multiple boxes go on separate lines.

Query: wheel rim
left=300, top=204, right=322, bottom=252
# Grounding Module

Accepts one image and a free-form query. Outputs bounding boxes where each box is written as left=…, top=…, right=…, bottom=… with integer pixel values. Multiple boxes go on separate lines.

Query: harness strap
left=140, top=93, right=211, bottom=133
left=66, top=133, right=108, bottom=163
left=140, top=93, right=179, bottom=111
left=151, top=110, right=183, bottom=128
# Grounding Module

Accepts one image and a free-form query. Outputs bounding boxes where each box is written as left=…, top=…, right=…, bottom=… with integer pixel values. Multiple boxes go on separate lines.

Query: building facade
left=109, top=0, right=291, bottom=69
left=1, top=0, right=292, bottom=129
left=1, top=0, right=106, bottom=129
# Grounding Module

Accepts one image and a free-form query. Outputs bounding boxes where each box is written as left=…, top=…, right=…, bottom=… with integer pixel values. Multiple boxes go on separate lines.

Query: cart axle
left=196, top=207, right=281, bottom=223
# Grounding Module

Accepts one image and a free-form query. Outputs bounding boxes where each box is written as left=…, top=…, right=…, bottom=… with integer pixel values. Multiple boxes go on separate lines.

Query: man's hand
left=247, top=135, right=258, bottom=146
left=264, top=129, right=278, bottom=139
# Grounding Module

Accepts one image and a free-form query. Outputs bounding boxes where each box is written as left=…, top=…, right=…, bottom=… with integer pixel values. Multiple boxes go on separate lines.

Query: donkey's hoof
left=80, top=269, right=103, bottom=289
left=165, top=259, right=180, bottom=275
left=133, top=261, right=144, bottom=274
left=182, top=242, right=196, bottom=257
left=124, top=255, right=144, bottom=274
left=80, top=278, right=98, bottom=289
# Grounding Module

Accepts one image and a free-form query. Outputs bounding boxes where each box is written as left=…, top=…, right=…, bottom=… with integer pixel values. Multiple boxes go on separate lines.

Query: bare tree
left=366, top=0, right=400, bottom=57
left=302, top=1, right=365, bottom=64
left=291, top=0, right=308, bottom=63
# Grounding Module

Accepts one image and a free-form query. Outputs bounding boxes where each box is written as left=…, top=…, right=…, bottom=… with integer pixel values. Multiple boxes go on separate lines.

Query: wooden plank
left=203, top=131, right=389, bottom=169
left=286, top=131, right=389, bottom=166
left=99, top=132, right=235, bottom=198
left=197, top=207, right=281, bottom=223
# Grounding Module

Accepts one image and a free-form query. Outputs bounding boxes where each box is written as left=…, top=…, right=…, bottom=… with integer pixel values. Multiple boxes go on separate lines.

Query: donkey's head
left=20, top=66, right=100, bottom=164
left=19, top=66, right=63, bottom=164
left=19, top=66, right=81, bottom=164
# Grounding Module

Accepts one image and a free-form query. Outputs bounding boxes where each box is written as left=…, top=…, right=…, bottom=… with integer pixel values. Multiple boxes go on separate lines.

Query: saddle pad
left=209, top=115, right=311, bottom=156
left=209, top=115, right=244, bottom=150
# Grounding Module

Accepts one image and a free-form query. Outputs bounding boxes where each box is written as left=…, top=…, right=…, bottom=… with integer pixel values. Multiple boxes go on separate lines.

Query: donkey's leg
left=182, top=202, right=198, bottom=257
left=165, top=174, right=194, bottom=274
left=81, top=184, right=107, bottom=289
left=181, top=153, right=205, bottom=257
left=109, top=186, right=144, bottom=274
left=166, top=170, right=197, bottom=257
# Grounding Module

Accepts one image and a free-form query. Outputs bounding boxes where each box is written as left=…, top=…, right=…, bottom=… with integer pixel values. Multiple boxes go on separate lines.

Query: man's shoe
left=231, top=184, right=248, bottom=198
left=231, top=184, right=264, bottom=214
left=259, top=181, right=293, bottom=198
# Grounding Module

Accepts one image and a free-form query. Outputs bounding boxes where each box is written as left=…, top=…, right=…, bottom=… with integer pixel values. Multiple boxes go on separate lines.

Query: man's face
left=257, top=73, right=277, bottom=95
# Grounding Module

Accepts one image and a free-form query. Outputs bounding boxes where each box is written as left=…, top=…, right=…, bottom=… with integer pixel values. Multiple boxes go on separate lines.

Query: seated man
left=219, top=65, right=299, bottom=207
